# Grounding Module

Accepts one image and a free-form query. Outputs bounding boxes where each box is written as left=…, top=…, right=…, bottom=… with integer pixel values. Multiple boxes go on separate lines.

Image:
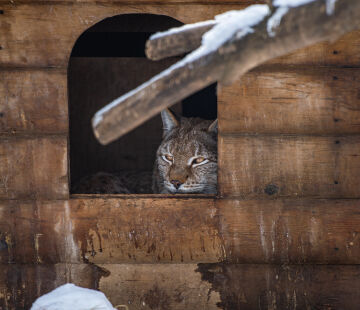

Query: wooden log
left=0, top=3, right=245, bottom=68
left=4, top=198, right=360, bottom=264
left=146, top=21, right=216, bottom=60
left=0, top=263, right=112, bottom=310
left=3, top=263, right=360, bottom=310
left=0, top=69, right=67, bottom=134
left=0, top=263, right=219, bottom=310
left=219, top=199, right=360, bottom=264
left=0, top=198, right=221, bottom=264
left=218, top=135, right=360, bottom=198
left=93, top=0, right=360, bottom=144
left=218, top=66, right=360, bottom=135
left=0, top=137, right=68, bottom=200
left=197, top=263, right=360, bottom=310
left=266, top=29, right=360, bottom=67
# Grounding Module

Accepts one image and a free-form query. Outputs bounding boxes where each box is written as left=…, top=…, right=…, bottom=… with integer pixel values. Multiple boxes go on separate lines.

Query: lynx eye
left=191, top=157, right=207, bottom=166
left=162, top=154, right=173, bottom=163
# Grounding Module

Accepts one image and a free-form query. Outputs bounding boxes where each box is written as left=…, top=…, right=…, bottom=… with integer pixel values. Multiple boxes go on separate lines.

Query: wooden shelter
left=1, top=0, right=360, bottom=309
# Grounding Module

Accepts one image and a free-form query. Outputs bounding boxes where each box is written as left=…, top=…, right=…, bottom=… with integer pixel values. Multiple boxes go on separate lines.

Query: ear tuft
left=161, top=109, right=179, bottom=136
left=208, top=119, right=218, bottom=134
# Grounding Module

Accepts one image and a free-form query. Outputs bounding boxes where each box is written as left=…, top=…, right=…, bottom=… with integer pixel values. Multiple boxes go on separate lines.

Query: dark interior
left=68, top=14, right=217, bottom=192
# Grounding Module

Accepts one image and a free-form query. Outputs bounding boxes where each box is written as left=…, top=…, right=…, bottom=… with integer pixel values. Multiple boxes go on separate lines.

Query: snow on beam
left=93, top=0, right=359, bottom=145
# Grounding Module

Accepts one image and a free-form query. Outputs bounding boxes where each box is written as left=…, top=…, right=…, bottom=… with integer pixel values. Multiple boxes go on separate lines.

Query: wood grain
left=267, top=30, right=360, bottom=67
left=0, top=198, right=221, bottom=264
left=219, top=199, right=360, bottom=264
left=0, top=3, right=245, bottom=67
left=0, top=137, right=68, bottom=199
left=218, top=67, right=360, bottom=135
left=4, top=198, right=360, bottom=265
left=0, top=263, right=219, bottom=310
left=219, top=135, right=360, bottom=198
left=0, top=69, right=67, bottom=134
left=3, top=263, right=360, bottom=310
left=197, top=263, right=360, bottom=310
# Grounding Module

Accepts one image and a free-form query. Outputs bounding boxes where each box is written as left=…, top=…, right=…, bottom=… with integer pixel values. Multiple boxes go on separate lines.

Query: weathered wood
left=0, top=263, right=111, bottom=310
left=93, top=0, right=360, bottom=144
left=3, top=263, right=360, bottom=310
left=197, top=263, right=360, bottom=310
left=267, top=29, right=360, bottom=67
left=70, top=197, right=221, bottom=264
left=219, top=135, right=360, bottom=198
left=146, top=21, right=215, bottom=60
left=0, top=198, right=221, bottom=264
left=219, top=199, right=360, bottom=264
left=4, top=198, right=360, bottom=264
left=218, top=67, right=360, bottom=134
left=0, top=3, right=245, bottom=68
left=0, top=263, right=219, bottom=310
left=0, top=137, right=68, bottom=200
left=0, top=69, right=67, bottom=134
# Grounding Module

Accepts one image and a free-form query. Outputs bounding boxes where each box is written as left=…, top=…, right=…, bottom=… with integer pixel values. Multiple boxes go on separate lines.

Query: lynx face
left=153, top=109, right=217, bottom=194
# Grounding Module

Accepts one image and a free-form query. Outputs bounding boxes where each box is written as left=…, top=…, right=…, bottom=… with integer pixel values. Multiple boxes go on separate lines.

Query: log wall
left=1, top=0, right=360, bottom=309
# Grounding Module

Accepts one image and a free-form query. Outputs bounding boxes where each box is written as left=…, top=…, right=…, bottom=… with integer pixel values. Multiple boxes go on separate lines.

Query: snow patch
left=273, top=0, right=316, bottom=7
left=199, top=5, right=270, bottom=56
left=326, top=0, right=337, bottom=15
left=150, top=20, right=216, bottom=40
left=30, top=284, right=115, bottom=310
left=268, top=0, right=317, bottom=37
left=267, top=7, right=289, bottom=37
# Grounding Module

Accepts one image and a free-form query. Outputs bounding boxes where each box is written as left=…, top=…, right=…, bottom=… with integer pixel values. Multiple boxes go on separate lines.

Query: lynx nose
left=170, top=180, right=183, bottom=189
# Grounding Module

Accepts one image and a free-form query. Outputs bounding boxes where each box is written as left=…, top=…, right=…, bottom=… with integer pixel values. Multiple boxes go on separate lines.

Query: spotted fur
left=152, top=109, right=217, bottom=194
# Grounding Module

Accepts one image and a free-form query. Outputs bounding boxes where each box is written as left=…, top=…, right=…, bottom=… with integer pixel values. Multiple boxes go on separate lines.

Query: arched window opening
left=68, top=14, right=217, bottom=194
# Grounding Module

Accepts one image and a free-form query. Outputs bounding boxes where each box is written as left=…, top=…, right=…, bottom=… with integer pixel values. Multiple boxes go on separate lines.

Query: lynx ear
left=208, top=119, right=218, bottom=134
left=161, top=109, right=179, bottom=136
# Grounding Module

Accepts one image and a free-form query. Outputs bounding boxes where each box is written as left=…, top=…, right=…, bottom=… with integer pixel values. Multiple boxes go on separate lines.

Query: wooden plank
left=219, top=67, right=360, bottom=135
left=267, top=30, right=360, bottom=67
left=2, top=263, right=360, bottom=310
left=69, top=197, right=220, bottom=264
left=219, top=199, right=360, bottom=264
left=0, top=198, right=221, bottom=264
left=0, top=263, right=112, bottom=310
left=0, top=3, right=245, bottom=67
left=219, top=135, right=360, bottom=198
left=0, top=263, right=219, bottom=310
left=0, top=137, right=68, bottom=199
left=197, top=263, right=360, bottom=310
left=0, top=69, right=67, bottom=134
left=4, top=198, right=360, bottom=264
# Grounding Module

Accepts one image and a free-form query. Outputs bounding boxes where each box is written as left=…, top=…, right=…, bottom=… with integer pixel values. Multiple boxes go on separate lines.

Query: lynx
left=152, top=109, right=217, bottom=194
left=73, top=109, right=217, bottom=194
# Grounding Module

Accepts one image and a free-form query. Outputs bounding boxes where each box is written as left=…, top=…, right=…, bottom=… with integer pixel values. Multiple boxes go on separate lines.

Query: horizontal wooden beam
left=0, top=69, right=68, bottom=135
left=3, top=263, right=360, bottom=310
left=0, top=137, right=68, bottom=200
left=218, top=66, right=360, bottom=135
left=219, top=135, right=360, bottom=198
left=0, top=4, right=245, bottom=68
left=2, top=198, right=360, bottom=264
left=219, top=199, right=360, bottom=263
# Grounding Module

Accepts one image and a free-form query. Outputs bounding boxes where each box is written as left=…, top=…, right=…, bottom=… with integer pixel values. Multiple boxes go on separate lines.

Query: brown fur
left=152, top=109, right=217, bottom=194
